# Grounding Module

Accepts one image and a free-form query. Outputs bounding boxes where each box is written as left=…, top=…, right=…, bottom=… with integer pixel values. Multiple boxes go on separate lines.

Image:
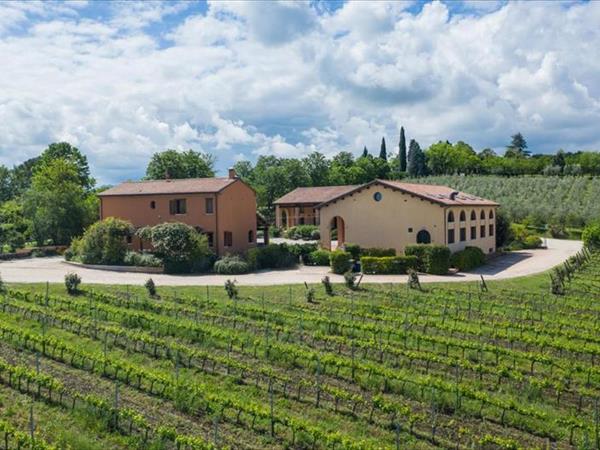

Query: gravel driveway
left=0, top=238, right=582, bottom=286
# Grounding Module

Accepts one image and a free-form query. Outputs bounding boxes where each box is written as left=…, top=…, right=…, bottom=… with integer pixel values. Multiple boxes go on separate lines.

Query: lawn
left=0, top=256, right=599, bottom=449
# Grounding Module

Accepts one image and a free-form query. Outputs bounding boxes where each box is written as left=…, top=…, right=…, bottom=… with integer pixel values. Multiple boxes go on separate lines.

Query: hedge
left=361, top=256, right=419, bottom=274
left=330, top=250, right=352, bottom=274
left=450, top=246, right=485, bottom=271
left=343, top=243, right=361, bottom=260
left=284, top=225, right=320, bottom=240
left=405, top=244, right=451, bottom=275
left=246, top=244, right=297, bottom=270
left=306, top=249, right=331, bottom=266
left=362, top=247, right=396, bottom=257
left=582, top=223, right=600, bottom=249
left=214, top=255, right=251, bottom=274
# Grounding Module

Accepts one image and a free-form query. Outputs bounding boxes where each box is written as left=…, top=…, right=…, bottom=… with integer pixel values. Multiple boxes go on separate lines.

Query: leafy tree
left=553, top=149, right=566, bottom=170
left=23, top=159, right=96, bottom=245
left=9, top=157, right=39, bottom=198
left=0, top=165, right=11, bottom=202
left=329, top=152, right=355, bottom=185
left=232, top=160, right=254, bottom=180
left=145, top=149, right=215, bottom=179
left=38, top=142, right=95, bottom=190
left=379, top=137, right=387, bottom=161
left=479, top=148, right=496, bottom=159
left=398, top=127, right=407, bottom=172
left=505, top=132, right=530, bottom=158
left=0, top=200, right=31, bottom=250
left=77, top=217, right=134, bottom=265
left=407, top=139, right=427, bottom=177
left=362, top=146, right=369, bottom=158
left=303, top=152, right=330, bottom=186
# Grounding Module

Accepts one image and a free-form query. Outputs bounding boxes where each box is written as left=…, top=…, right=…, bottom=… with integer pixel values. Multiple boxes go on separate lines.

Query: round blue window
left=373, top=192, right=382, bottom=202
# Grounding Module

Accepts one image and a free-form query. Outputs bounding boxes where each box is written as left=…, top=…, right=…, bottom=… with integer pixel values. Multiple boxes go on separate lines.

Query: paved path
left=0, top=239, right=582, bottom=286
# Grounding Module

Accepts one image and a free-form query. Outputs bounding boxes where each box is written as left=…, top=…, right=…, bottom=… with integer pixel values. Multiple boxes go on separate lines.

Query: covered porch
left=275, top=204, right=320, bottom=229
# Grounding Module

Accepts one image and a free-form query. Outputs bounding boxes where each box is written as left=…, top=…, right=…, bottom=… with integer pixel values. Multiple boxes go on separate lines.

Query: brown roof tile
left=273, top=185, right=360, bottom=205
left=98, top=177, right=237, bottom=197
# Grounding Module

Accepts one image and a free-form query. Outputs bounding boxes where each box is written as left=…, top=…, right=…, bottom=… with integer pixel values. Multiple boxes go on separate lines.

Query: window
left=169, top=199, right=187, bottom=215
left=150, top=201, right=156, bottom=209
left=489, top=210, right=494, bottom=219
left=416, top=229, right=431, bottom=244
left=248, top=230, right=254, bottom=243
left=459, top=211, right=466, bottom=222
left=224, top=231, right=233, bottom=247
left=299, top=217, right=305, bottom=225
left=408, top=227, right=413, bottom=233
left=373, top=192, right=383, bottom=202
left=460, top=228, right=466, bottom=242
left=480, top=210, right=485, bottom=220
left=205, top=198, right=214, bottom=214
left=489, top=224, right=494, bottom=236
left=470, top=210, right=476, bottom=221
left=447, top=229, right=455, bottom=244
left=471, top=226, right=477, bottom=240
left=480, top=225, right=486, bottom=238
left=447, top=211, right=455, bottom=223
left=205, top=232, right=214, bottom=247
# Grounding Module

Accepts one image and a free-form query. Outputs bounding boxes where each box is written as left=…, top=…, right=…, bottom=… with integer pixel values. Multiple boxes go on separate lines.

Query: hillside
left=407, top=175, right=600, bottom=227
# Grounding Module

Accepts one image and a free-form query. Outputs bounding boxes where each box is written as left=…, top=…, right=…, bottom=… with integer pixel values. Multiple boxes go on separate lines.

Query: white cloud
left=0, top=0, right=599, bottom=183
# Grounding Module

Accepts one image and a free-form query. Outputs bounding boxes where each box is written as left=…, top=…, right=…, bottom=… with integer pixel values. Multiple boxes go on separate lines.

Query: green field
left=0, top=258, right=600, bottom=449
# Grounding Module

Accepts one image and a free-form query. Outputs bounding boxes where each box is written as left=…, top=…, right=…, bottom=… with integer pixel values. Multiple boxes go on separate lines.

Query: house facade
left=275, top=180, right=499, bottom=255
left=98, top=169, right=258, bottom=256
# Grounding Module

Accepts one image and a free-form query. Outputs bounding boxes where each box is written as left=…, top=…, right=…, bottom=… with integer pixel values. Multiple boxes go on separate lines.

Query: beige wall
left=100, top=179, right=256, bottom=256
left=318, top=182, right=497, bottom=255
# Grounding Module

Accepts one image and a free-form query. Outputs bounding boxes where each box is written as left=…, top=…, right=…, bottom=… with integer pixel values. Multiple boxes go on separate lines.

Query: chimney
left=228, top=167, right=237, bottom=179
left=449, top=191, right=459, bottom=200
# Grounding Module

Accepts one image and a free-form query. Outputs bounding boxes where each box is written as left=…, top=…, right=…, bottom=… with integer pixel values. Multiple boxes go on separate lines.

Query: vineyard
left=0, top=254, right=600, bottom=449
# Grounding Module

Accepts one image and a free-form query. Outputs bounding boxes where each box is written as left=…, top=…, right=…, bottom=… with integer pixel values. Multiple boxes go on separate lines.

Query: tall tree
left=146, top=149, right=215, bottom=179
left=38, top=142, right=95, bottom=190
left=505, top=133, right=529, bottom=158
left=398, top=127, right=407, bottom=172
left=0, top=165, right=11, bottom=203
left=362, top=146, right=369, bottom=158
left=553, top=149, right=566, bottom=170
left=407, top=139, right=427, bottom=177
left=379, top=137, right=387, bottom=161
left=8, top=157, right=39, bottom=198
left=303, top=152, right=330, bottom=186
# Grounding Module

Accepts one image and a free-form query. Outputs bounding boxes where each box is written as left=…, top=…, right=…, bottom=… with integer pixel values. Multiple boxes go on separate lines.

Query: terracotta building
left=98, top=169, right=259, bottom=256
left=275, top=180, right=499, bottom=255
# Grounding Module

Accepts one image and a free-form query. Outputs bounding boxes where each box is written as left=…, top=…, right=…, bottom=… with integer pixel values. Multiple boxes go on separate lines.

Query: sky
left=0, top=0, right=599, bottom=185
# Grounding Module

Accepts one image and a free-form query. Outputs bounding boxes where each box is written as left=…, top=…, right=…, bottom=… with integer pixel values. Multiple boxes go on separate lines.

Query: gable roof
left=273, top=185, right=360, bottom=205
left=316, top=179, right=499, bottom=209
left=98, top=177, right=238, bottom=197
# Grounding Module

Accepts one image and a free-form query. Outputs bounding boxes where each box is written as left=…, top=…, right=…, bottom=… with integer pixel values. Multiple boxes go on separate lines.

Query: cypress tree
left=362, top=146, right=369, bottom=158
left=398, top=127, right=407, bottom=172
left=379, top=137, right=387, bottom=161
left=407, top=139, right=426, bottom=177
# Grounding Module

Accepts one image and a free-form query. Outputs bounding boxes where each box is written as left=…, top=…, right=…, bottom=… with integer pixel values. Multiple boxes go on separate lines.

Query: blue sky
left=0, top=0, right=598, bottom=184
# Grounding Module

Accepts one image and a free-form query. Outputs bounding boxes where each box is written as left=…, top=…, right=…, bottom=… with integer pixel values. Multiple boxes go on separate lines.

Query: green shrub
left=310, top=229, right=320, bottom=240
left=582, top=224, right=600, bottom=249
left=523, top=235, right=543, bottom=249
left=269, top=227, right=283, bottom=238
left=123, top=251, right=162, bottom=268
left=330, top=250, right=352, bottom=274
left=362, top=247, right=396, bottom=257
left=306, top=249, right=331, bottom=266
left=450, top=247, right=486, bottom=271
left=343, top=243, right=361, bottom=260
left=214, top=255, right=251, bottom=274
left=287, top=243, right=318, bottom=259
left=64, top=272, right=81, bottom=295
left=138, top=222, right=212, bottom=274
left=285, top=225, right=319, bottom=240
left=76, top=217, right=134, bottom=265
left=144, top=278, right=157, bottom=297
left=246, top=244, right=297, bottom=270
left=361, top=256, right=419, bottom=274
left=405, top=244, right=450, bottom=275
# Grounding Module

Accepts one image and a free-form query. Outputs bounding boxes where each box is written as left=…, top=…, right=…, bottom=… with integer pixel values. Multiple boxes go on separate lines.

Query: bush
left=287, top=243, right=318, bottom=259
left=362, top=247, right=396, bottom=257
left=330, top=250, right=352, bottom=274
left=214, top=255, right=251, bottom=274
left=139, top=222, right=212, bottom=274
left=405, top=244, right=450, bottom=275
left=123, top=251, right=163, bottom=268
left=246, top=244, right=297, bottom=270
left=343, top=243, right=361, bottom=260
left=75, top=218, right=134, bottom=265
left=582, top=224, right=600, bottom=249
left=495, top=209, right=513, bottom=248
left=310, top=229, right=320, bottom=240
left=65, top=272, right=81, bottom=294
left=361, top=256, right=419, bottom=274
left=145, top=278, right=157, bottom=297
left=450, top=247, right=486, bottom=271
left=306, top=249, right=331, bottom=266
left=523, top=235, right=543, bottom=249
left=269, top=227, right=283, bottom=238
left=285, top=225, right=319, bottom=240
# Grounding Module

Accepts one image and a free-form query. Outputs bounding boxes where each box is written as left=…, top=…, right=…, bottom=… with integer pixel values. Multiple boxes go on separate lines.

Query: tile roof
left=315, top=180, right=499, bottom=208
left=273, top=185, right=360, bottom=205
left=98, top=177, right=237, bottom=197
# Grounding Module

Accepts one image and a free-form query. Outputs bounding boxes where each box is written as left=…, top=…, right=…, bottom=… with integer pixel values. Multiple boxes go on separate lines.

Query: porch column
left=275, top=205, right=281, bottom=228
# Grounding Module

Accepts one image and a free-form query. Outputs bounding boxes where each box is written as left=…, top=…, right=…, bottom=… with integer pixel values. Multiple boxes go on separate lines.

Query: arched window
left=416, top=229, right=431, bottom=244
left=248, top=230, right=254, bottom=243
left=447, top=211, right=455, bottom=223
left=489, top=210, right=494, bottom=219
left=459, top=211, right=466, bottom=222
left=480, top=210, right=485, bottom=220
left=470, top=210, right=476, bottom=221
